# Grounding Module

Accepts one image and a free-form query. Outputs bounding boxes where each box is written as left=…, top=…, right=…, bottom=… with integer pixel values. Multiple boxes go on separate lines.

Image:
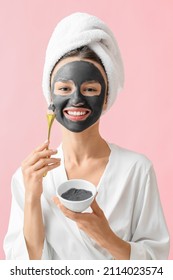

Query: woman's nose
left=70, top=88, right=85, bottom=106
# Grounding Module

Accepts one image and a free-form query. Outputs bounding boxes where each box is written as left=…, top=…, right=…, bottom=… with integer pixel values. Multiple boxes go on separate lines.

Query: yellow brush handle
left=43, top=113, right=55, bottom=177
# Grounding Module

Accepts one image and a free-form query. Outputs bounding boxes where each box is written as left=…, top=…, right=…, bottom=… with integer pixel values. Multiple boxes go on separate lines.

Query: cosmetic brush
left=43, top=103, right=56, bottom=177
left=47, top=103, right=56, bottom=144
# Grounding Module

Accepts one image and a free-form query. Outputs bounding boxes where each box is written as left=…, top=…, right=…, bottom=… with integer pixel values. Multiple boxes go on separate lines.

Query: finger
left=34, top=140, right=50, bottom=152
left=90, top=199, right=103, bottom=216
left=36, top=161, right=60, bottom=177
left=53, top=199, right=83, bottom=221
left=52, top=196, right=60, bottom=206
left=26, top=149, right=58, bottom=166
left=23, top=141, right=51, bottom=163
left=33, top=158, right=61, bottom=171
left=53, top=196, right=95, bottom=222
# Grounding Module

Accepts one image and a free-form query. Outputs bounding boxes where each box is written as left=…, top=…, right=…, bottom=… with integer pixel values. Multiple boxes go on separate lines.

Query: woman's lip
left=63, top=107, right=91, bottom=122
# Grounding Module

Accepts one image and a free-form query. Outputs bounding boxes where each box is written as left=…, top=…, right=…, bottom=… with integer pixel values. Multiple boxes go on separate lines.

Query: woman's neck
left=61, top=123, right=109, bottom=165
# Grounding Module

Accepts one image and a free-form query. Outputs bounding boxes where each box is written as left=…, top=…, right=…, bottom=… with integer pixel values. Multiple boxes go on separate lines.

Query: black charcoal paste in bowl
left=61, top=188, right=92, bottom=201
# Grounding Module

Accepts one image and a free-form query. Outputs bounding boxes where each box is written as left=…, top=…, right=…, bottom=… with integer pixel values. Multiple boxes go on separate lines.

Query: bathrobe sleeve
left=3, top=168, right=52, bottom=260
left=129, top=165, right=170, bottom=259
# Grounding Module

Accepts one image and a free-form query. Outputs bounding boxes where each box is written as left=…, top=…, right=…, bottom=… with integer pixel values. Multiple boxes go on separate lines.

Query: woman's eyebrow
left=82, top=80, right=100, bottom=84
left=51, top=78, right=74, bottom=89
left=55, top=78, right=72, bottom=82
left=54, top=78, right=74, bottom=84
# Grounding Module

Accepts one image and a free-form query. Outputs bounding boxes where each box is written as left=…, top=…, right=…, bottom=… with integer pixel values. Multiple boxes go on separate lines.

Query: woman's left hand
left=53, top=196, right=113, bottom=248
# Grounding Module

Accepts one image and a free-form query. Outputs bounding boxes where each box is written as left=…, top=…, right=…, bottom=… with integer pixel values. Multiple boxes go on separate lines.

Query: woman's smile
left=63, top=107, right=91, bottom=121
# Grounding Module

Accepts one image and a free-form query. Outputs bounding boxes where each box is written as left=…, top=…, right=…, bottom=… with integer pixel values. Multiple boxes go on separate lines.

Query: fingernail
left=52, top=197, right=57, bottom=203
left=44, top=140, right=49, bottom=143
left=50, top=149, right=57, bottom=154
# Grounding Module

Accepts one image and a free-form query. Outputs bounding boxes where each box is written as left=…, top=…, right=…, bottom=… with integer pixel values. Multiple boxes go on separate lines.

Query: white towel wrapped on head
left=42, top=12, right=124, bottom=112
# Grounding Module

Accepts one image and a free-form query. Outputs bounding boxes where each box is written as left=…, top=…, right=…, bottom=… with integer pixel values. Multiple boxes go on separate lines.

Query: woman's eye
left=54, top=81, right=74, bottom=95
left=59, top=87, right=71, bottom=91
left=84, top=88, right=97, bottom=92
left=54, top=86, right=72, bottom=95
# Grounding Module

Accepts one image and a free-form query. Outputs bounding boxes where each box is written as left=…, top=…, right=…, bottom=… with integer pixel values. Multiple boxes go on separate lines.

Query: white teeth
left=67, top=111, right=87, bottom=116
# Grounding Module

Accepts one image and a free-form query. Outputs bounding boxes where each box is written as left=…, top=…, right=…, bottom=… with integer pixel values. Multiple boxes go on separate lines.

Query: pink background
left=0, top=0, right=172, bottom=259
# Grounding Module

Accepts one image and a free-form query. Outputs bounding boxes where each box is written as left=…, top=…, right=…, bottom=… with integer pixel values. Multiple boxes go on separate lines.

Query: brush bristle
left=48, top=103, right=56, bottom=112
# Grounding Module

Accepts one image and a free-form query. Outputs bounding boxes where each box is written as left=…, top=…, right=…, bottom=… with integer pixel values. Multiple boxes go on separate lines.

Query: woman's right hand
left=21, top=140, right=60, bottom=201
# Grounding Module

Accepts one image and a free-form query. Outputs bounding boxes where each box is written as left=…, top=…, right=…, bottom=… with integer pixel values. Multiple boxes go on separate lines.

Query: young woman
left=3, top=12, right=169, bottom=260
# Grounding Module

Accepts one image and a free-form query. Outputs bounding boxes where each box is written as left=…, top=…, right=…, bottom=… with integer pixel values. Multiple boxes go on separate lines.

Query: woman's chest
left=64, top=158, right=109, bottom=187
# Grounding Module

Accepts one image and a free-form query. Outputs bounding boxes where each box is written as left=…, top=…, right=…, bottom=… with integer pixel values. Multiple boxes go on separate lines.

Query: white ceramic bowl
left=56, top=179, right=97, bottom=212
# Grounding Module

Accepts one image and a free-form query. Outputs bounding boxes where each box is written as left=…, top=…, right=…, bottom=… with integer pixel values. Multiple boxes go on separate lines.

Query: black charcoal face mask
left=51, top=61, right=106, bottom=133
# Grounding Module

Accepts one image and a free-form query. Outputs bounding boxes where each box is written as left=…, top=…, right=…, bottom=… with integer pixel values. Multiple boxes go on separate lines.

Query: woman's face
left=51, top=57, right=108, bottom=133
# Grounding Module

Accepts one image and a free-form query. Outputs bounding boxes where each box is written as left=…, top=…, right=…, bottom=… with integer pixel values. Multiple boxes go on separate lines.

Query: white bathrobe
left=3, top=143, right=170, bottom=260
